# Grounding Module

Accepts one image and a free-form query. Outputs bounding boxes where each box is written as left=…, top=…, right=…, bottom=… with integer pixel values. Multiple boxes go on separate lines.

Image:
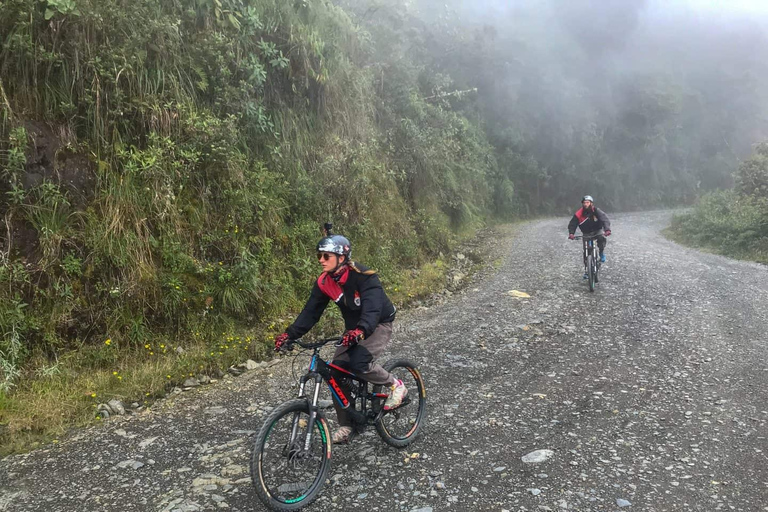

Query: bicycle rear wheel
left=251, top=399, right=332, bottom=511
left=587, top=255, right=596, bottom=292
left=374, top=359, right=427, bottom=448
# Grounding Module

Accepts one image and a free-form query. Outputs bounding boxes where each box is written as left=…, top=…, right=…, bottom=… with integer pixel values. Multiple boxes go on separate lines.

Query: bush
left=736, top=142, right=768, bottom=199
left=668, top=190, right=768, bottom=262
left=0, top=0, right=498, bottom=394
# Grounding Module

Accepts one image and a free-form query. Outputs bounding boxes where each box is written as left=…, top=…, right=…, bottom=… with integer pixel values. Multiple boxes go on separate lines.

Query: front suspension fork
left=288, top=374, right=322, bottom=451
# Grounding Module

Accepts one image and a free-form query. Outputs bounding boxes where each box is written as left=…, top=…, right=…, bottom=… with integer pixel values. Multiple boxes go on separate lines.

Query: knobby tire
left=251, top=399, right=332, bottom=511
left=373, top=359, right=427, bottom=448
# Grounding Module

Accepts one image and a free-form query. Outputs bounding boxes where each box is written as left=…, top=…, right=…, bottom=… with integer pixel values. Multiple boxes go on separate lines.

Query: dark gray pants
left=331, top=322, right=395, bottom=427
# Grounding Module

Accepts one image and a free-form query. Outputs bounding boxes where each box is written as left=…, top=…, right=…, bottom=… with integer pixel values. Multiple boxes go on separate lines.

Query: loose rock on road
left=2, top=211, right=767, bottom=511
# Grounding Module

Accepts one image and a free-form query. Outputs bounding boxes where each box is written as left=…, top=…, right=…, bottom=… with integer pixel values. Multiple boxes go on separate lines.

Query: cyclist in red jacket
left=568, top=195, right=612, bottom=275
left=273, top=230, right=406, bottom=444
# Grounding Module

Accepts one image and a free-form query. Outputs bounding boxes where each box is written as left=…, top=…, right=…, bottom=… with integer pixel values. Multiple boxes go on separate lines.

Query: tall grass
left=0, top=0, right=499, bottom=452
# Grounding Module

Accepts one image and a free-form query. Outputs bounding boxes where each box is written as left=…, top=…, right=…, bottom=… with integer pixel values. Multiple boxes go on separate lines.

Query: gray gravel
left=2, top=211, right=768, bottom=511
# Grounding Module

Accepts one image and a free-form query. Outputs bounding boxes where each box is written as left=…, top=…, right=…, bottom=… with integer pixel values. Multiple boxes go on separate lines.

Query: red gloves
left=604, top=229, right=612, bottom=237
left=341, top=328, right=365, bottom=347
left=274, top=332, right=290, bottom=352
left=568, top=233, right=575, bottom=240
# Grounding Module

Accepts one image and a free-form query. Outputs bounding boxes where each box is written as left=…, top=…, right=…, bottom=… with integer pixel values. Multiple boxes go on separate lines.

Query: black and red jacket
left=568, top=206, right=611, bottom=235
left=286, top=262, right=396, bottom=340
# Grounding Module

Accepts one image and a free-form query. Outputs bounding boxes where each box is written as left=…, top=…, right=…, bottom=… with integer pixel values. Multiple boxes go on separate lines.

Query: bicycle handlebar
left=283, top=336, right=342, bottom=352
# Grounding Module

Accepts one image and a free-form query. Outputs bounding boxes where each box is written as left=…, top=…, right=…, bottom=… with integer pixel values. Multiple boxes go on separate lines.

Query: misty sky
left=689, top=0, right=768, bottom=14
left=455, top=0, right=768, bottom=21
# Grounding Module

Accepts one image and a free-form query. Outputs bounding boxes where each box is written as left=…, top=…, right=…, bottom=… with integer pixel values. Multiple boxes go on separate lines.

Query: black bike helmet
left=582, top=195, right=594, bottom=203
left=316, top=235, right=351, bottom=259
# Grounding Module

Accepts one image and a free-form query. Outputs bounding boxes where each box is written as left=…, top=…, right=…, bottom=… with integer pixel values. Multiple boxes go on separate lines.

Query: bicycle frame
left=575, top=235, right=599, bottom=269
left=289, top=340, right=389, bottom=452
left=582, top=238, right=598, bottom=271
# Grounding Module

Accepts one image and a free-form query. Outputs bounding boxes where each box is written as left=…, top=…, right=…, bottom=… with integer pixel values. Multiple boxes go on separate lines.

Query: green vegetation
left=0, top=0, right=766, bottom=452
left=667, top=144, right=768, bottom=263
left=0, top=0, right=501, bottom=452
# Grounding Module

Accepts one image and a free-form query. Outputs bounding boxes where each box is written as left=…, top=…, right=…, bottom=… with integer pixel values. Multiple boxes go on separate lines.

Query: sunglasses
left=317, top=252, right=336, bottom=261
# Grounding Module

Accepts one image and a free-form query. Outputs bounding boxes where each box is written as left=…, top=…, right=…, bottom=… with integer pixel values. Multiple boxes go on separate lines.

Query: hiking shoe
left=600, top=253, right=606, bottom=263
left=332, top=426, right=355, bottom=444
left=384, top=379, right=407, bottom=411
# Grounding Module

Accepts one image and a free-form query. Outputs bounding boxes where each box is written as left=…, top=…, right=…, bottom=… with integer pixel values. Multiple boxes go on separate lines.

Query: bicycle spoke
left=380, top=366, right=421, bottom=439
left=258, top=407, right=327, bottom=504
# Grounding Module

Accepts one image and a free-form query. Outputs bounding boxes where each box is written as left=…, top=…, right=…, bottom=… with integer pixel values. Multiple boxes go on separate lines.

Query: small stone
left=245, top=359, right=259, bottom=370
left=175, top=346, right=185, bottom=354
left=617, top=498, right=631, bottom=507
left=522, top=449, right=554, bottom=463
left=221, top=465, right=246, bottom=477
left=528, top=488, right=542, bottom=496
left=183, top=378, right=200, bottom=388
left=107, top=399, right=126, bottom=416
left=139, top=437, right=159, bottom=449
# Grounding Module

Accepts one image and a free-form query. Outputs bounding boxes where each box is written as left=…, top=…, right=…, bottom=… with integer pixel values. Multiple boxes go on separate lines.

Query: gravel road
left=2, top=211, right=768, bottom=512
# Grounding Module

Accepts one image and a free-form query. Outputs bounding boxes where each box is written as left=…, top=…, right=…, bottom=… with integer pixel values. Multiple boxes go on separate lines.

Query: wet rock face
left=3, top=211, right=768, bottom=511
left=21, top=121, right=97, bottom=206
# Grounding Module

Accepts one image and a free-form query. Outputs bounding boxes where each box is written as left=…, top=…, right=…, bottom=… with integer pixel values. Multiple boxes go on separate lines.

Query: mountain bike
left=250, top=337, right=427, bottom=511
left=574, top=235, right=601, bottom=292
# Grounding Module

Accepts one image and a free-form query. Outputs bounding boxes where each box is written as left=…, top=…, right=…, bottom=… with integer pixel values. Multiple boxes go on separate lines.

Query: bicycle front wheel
left=251, top=399, right=332, bottom=511
left=374, top=359, right=427, bottom=448
left=594, top=258, right=600, bottom=283
left=587, top=255, right=596, bottom=292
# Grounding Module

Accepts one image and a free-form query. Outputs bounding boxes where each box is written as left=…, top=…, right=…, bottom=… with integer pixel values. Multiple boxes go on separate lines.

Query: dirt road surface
left=2, top=211, right=767, bottom=511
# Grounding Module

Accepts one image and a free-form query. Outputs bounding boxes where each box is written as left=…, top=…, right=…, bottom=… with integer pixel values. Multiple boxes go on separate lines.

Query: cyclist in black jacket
left=273, top=231, right=406, bottom=444
left=568, top=195, right=612, bottom=272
